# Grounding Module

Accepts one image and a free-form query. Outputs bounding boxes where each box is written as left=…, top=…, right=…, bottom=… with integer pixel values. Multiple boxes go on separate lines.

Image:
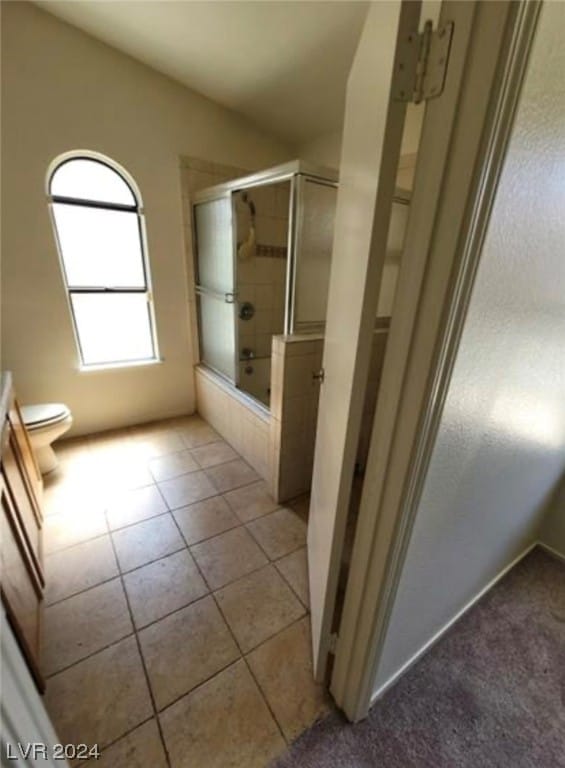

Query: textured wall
left=375, top=1, right=565, bottom=691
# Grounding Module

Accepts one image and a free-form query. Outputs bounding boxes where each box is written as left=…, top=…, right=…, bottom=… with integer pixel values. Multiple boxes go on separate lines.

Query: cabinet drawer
left=1, top=480, right=44, bottom=691
left=8, top=400, right=43, bottom=509
left=2, top=438, right=43, bottom=585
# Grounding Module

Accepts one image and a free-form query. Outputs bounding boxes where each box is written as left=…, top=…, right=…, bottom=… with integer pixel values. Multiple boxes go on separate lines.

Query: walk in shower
left=192, top=160, right=338, bottom=408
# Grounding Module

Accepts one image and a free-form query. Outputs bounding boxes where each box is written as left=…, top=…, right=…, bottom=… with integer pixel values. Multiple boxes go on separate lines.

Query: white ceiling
left=36, top=1, right=369, bottom=146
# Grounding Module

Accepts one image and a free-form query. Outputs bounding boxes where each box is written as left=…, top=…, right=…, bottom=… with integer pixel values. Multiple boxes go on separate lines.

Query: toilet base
left=36, top=445, right=59, bottom=474
left=26, top=412, right=73, bottom=476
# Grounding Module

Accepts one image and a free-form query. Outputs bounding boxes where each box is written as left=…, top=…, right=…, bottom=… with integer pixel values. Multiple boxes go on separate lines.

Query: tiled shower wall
left=270, top=335, right=324, bottom=502
left=235, top=183, right=290, bottom=404
left=269, top=330, right=389, bottom=503
left=195, top=365, right=271, bottom=484
left=238, top=357, right=271, bottom=407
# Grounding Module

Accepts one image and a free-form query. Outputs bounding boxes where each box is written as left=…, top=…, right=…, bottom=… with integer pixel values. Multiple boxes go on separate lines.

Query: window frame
left=47, top=154, right=160, bottom=370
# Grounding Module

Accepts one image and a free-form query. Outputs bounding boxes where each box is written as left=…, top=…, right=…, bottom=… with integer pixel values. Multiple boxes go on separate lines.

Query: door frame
left=330, top=0, right=542, bottom=722
left=307, top=0, right=421, bottom=682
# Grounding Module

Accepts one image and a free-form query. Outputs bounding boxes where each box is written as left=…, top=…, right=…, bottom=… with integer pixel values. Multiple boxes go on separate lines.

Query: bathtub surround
left=195, top=329, right=390, bottom=504
left=1, top=2, right=291, bottom=435
left=270, top=336, right=324, bottom=502
left=195, top=366, right=271, bottom=485
left=190, top=161, right=338, bottom=416
left=189, top=158, right=404, bottom=506
left=270, top=329, right=390, bottom=502
left=188, top=157, right=402, bottom=505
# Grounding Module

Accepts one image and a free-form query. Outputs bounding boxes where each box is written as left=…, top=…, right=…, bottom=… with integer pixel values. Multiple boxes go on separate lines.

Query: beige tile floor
left=41, top=415, right=331, bottom=767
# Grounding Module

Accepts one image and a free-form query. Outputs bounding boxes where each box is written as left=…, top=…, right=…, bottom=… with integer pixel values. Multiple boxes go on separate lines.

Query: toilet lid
left=21, top=403, right=71, bottom=428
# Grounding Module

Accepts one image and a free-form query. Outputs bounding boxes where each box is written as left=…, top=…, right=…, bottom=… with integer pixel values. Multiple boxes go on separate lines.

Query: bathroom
left=5, top=3, right=565, bottom=767
left=1, top=2, right=417, bottom=763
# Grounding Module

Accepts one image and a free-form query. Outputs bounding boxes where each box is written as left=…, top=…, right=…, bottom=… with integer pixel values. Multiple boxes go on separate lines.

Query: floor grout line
left=106, top=509, right=171, bottom=534
left=45, top=523, right=304, bottom=626
left=44, top=570, right=122, bottom=608
left=44, top=588, right=310, bottom=687
left=82, top=715, right=156, bottom=761
left=105, top=516, right=173, bottom=768
left=43, top=418, right=315, bottom=765
left=169, top=505, right=299, bottom=743
left=44, top=630, right=136, bottom=681
left=112, top=539, right=188, bottom=577
left=207, top=586, right=290, bottom=747
left=242, top=652, right=289, bottom=746
left=43, top=530, right=111, bottom=558
left=242, top=611, right=316, bottom=747
left=243, top=517, right=307, bottom=566
left=273, top=558, right=310, bottom=611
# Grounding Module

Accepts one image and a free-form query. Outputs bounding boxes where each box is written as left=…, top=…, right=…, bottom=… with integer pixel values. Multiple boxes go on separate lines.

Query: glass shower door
left=291, top=175, right=338, bottom=333
left=194, top=196, right=238, bottom=383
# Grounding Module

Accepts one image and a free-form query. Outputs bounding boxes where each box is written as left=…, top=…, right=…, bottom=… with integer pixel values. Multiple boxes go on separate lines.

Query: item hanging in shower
left=238, top=192, right=256, bottom=260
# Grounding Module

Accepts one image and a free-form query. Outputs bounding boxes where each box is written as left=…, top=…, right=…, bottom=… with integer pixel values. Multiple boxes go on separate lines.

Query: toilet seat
left=21, top=403, right=71, bottom=431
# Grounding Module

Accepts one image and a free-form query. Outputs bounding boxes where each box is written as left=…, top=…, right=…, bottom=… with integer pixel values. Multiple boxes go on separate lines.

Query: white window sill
left=78, top=358, right=164, bottom=373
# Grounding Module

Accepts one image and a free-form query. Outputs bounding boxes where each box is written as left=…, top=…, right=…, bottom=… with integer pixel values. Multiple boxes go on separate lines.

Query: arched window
left=48, top=154, right=159, bottom=368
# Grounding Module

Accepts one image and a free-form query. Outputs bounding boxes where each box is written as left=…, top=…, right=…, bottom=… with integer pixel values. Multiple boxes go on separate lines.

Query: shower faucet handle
left=239, top=301, right=255, bottom=321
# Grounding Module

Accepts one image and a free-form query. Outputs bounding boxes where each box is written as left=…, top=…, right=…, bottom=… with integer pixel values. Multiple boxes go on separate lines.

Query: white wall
left=298, top=130, right=344, bottom=170
left=0, top=2, right=290, bottom=436
left=540, top=477, right=565, bottom=559
left=374, top=0, right=565, bottom=693
left=299, top=104, right=424, bottom=172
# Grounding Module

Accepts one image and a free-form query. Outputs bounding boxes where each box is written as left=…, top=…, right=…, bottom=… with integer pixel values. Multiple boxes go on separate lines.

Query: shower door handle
left=194, top=286, right=237, bottom=304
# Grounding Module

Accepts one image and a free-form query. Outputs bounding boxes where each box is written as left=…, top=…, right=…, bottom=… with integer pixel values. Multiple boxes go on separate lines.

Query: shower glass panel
left=192, top=161, right=340, bottom=410
left=194, top=197, right=238, bottom=383
left=235, top=181, right=290, bottom=406
left=292, top=177, right=337, bottom=332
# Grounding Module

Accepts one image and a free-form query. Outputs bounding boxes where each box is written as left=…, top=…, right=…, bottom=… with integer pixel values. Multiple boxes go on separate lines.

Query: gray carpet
left=273, top=547, right=565, bottom=768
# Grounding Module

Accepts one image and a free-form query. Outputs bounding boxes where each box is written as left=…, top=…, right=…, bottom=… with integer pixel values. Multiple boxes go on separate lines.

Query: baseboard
left=537, top=541, right=565, bottom=564
left=370, top=541, right=538, bottom=707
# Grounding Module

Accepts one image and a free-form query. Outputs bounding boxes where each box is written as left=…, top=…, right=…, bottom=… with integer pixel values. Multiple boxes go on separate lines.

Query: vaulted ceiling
left=37, top=1, right=369, bottom=146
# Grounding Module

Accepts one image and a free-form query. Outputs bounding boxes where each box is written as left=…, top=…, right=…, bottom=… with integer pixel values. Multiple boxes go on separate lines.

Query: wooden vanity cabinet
left=1, top=373, right=45, bottom=691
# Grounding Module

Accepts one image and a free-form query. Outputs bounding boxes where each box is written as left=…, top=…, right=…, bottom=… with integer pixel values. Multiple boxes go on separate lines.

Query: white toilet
left=21, top=403, right=73, bottom=475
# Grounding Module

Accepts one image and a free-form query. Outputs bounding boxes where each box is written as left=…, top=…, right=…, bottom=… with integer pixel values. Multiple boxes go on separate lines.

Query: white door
left=308, top=0, right=423, bottom=681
